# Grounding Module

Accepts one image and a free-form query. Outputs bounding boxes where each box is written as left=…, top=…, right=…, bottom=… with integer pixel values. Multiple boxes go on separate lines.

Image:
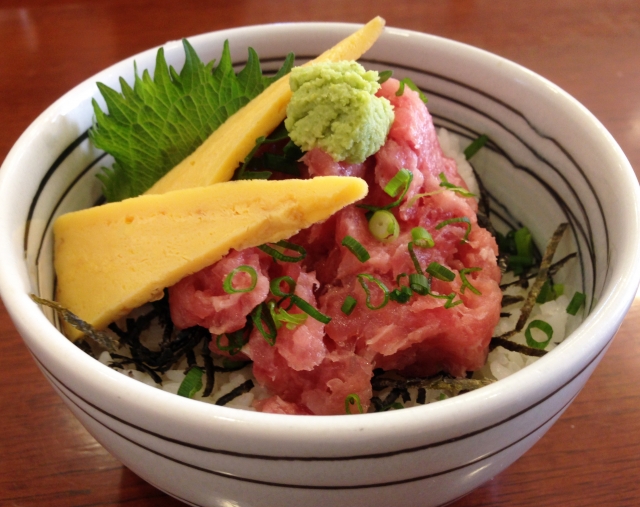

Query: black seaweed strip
left=29, top=324, right=610, bottom=462
left=44, top=364, right=578, bottom=490
left=215, top=379, right=254, bottom=406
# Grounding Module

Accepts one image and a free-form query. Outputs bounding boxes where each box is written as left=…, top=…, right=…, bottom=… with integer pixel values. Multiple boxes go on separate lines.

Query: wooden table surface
left=1, top=1, right=639, bottom=506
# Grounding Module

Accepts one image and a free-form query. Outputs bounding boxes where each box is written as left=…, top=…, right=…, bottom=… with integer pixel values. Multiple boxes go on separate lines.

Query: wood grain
left=1, top=1, right=639, bottom=505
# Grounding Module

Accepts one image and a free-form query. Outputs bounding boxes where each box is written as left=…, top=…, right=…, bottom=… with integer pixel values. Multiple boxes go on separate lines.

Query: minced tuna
left=168, top=78, right=502, bottom=415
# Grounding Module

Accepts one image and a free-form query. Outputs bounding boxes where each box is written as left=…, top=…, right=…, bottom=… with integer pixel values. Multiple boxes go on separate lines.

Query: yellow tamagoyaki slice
left=144, top=16, right=385, bottom=195
left=54, top=176, right=367, bottom=338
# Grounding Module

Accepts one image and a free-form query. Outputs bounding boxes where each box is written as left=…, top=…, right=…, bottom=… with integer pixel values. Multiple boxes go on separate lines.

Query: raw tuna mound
left=168, top=78, right=502, bottom=415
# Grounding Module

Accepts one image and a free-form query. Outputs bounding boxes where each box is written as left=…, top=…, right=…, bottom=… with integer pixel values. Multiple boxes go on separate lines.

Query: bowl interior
left=1, top=22, right=638, bottom=434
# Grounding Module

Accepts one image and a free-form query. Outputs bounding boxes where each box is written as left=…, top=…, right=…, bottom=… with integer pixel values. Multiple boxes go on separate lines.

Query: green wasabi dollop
left=284, top=61, right=394, bottom=164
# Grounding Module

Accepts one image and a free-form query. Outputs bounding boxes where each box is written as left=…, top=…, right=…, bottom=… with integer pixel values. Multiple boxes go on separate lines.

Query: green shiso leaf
left=89, top=39, right=294, bottom=202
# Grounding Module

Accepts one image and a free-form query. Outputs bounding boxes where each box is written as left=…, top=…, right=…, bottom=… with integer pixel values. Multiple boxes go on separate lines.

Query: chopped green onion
left=177, top=367, right=204, bottom=398
left=290, top=295, right=332, bottom=324
left=268, top=301, right=308, bottom=330
left=463, top=134, right=488, bottom=160
left=514, top=227, right=533, bottom=257
left=435, top=216, right=472, bottom=243
left=438, top=173, right=475, bottom=198
left=507, top=254, right=535, bottom=274
left=251, top=302, right=278, bottom=345
left=411, top=227, right=435, bottom=248
left=428, top=290, right=462, bottom=308
left=384, top=169, right=413, bottom=197
left=378, top=70, right=393, bottom=84
left=525, top=319, right=554, bottom=349
left=358, top=170, right=413, bottom=212
left=389, top=285, right=413, bottom=303
left=536, top=279, right=558, bottom=304
left=407, top=242, right=424, bottom=274
left=342, top=235, right=371, bottom=262
left=216, top=328, right=249, bottom=355
left=409, top=273, right=430, bottom=295
left=566, top=291, right=586, bottom=315
left=396, top=273, right=409, bottom=285
left=341, top=295, right=357, bottom=315
left=270, top=276, right=296, bottom=298
left=357, top=274, right=390, bottom=310
left=235, top=124, right=291, bottom=180
left=345, top=393, right=364, bottom=414
left=426, top=262, right=455, bottom=282
left=258, top=240, right=306, bottom=262
left=283, top=140, right=304, bottom=161
left=396, top=77, right=428, bottom=103
left=222, top=265, right=258, bottom=294
left=262, top=153, right=299, bottom=175
left=368, top=210, right=400, bottom=242
left=459, top=267, right=482, bottom=295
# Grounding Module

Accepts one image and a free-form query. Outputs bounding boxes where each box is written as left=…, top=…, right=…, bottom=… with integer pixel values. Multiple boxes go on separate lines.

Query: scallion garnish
left=378, top=70, right=393, bottom=84
left=384, top=168, right=413, bottom=197
left=368, top=210, right=400, bottom=242
left=390, top=285, right=413, bottom=303
left=345, top=393, right=364, bottom=414
left=268, top=301, right=308, bottom=330
left=438, top=173, right=475, bottom=198
left=216, top=328, right=249, bottom=355
left=435, top=216, right=472, bottom=243
left=396, top=77, right=428, bottom=103
left=251, top=302, right=278, bottom=345
left=258, top=240, right=306, bottom=262
left=341, top=295, right=357, bottom=315
left=357, top=274, right=390, bottom=310
left=269, top=276, right=296, bottom=298
left=459, top=267, right=482, bottom=295
left=426, top=289, right=462, bottom=308
left=289, top=295, right=332, bottom=324
left=566, top=291, right=586, bottom=315
left=411, top=227, right=435, bottom=248
left=358, top=169, right=413, bottom=212
left=222, top=265, right=258, bottom=294
left=524, top=319, right=554, bottom=349
left=342, top=235, right=371, bottom=262
left=463, top=134, right=488, bottom=160
left=426, top=262, right=455, bottom=282
left=177, top=367, right=204, bottom=398
left=236, top=124, right=291, bottom=180
left=408, top=273, right=430, bottom=295
left=407, top=241, right=424, bottom=274
left=536, top=279, right=564, bottom=304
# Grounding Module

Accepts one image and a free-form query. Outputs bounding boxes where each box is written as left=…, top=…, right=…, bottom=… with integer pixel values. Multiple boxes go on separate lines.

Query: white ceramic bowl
left=1, top=22, right=639, bottom=507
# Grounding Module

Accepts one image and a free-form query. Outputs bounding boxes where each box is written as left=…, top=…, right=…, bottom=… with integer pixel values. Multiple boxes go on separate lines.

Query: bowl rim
left=1, top=20, right=639, bottom=456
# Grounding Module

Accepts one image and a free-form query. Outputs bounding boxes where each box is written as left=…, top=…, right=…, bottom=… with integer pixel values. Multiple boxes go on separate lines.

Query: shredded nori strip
left=501, top=295, right=525, bottom=307
left=416, top=387, right=427, bottom=405
left=499, top=253, right=576, bottom=290
left=202, top=336, right=215, bottom=397
left=29, top=294, right=120, bottom=352
left=489, top=336, right=547, bottom=357
left=515, top=223, right=568, bottom=332
left=372, top=373, right=494, bottom=399
left=215, top=379, right=254, bottom=406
